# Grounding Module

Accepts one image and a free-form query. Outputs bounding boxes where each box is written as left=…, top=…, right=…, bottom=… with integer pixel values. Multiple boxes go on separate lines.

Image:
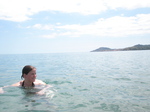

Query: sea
left=0, top=50, right=150, bottom=112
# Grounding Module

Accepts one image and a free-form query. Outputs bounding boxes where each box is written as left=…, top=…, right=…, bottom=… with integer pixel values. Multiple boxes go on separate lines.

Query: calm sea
left=0, top=51, right=150, bottom=112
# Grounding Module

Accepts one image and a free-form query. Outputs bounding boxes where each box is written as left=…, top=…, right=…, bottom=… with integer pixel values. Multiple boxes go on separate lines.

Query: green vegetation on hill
left=123, top=44, right=150, bottom=51
left=91, top=44, right=150, bottom=52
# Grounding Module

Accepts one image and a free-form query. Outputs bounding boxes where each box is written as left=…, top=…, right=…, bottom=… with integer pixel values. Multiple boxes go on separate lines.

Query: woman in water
left=12, top=65, right=46, bottom=87
left=0, top=65, right=51, bottom=94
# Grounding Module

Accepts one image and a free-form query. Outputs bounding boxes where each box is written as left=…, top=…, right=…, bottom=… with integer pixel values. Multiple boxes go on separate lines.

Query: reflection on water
left=0, top=86, right=56, bottom=112
left=0, top=51, right=150, bottom=112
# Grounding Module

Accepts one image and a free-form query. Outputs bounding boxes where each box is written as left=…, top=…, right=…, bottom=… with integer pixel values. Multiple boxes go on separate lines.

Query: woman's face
left=24, top=69, right=36, bottom=82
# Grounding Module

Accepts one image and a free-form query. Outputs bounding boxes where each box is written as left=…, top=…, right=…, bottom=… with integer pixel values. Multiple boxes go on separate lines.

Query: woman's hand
left=0, top=87, right=4, bottom=94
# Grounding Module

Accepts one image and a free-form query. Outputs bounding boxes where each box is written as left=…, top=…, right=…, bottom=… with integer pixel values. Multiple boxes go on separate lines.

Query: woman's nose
left=34, top=74, right=36, bottom=77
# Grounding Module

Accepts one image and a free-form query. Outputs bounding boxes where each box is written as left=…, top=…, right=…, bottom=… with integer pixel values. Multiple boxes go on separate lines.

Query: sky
left=0, top=0, right=150, bottom=54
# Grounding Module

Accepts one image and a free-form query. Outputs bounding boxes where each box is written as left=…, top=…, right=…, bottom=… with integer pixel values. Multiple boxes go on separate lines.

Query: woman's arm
left=0, top=85, right=11, bottom=93
left=34, top=79, right=52, bottom=95
left=36, top=85, right=52, bottom=95
left=0, top=81, right=22, bottom=94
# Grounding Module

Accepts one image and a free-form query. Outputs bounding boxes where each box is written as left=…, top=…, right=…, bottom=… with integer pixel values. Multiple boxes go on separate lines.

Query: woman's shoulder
left=34, top=79, right=46, bottom=85
left=11, top=79, right=46, bottom=86
left=11, top=81, right=23, bottom=87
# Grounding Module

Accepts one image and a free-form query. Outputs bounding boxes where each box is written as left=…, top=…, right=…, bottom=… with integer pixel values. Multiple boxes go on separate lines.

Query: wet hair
left=21, top=65, right=36, bottom=79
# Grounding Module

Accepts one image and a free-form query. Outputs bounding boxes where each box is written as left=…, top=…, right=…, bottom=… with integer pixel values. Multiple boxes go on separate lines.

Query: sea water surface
left=0, top=51, right=150, bottom=112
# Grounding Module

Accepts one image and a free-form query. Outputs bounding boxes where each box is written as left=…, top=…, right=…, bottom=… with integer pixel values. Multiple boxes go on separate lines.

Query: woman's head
left=21, top=65, right=36, bottom=82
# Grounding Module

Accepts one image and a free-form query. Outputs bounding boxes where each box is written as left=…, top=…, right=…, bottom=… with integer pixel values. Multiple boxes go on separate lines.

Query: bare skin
left=12, top=69, right=46, bottom=87
left=12, top=79, right=46, bottom=87
left=0, top=69, right=52, bottom=95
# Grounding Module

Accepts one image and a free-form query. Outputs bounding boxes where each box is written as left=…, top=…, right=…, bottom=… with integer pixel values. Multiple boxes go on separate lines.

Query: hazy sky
left=0, top=0, right=150, bottom=54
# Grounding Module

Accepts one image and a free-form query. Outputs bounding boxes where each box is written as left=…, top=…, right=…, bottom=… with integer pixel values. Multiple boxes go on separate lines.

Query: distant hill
left=122, top=44, right=150, bottom=51
left=91, top=44, right=150, bottom=52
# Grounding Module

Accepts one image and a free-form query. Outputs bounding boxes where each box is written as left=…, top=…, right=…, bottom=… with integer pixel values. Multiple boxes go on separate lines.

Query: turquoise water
left=0, top=51, right=150, bottom=112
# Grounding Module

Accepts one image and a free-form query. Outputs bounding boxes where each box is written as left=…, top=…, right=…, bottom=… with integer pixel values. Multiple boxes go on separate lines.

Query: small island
left=91, top=44, right=150, bottom=52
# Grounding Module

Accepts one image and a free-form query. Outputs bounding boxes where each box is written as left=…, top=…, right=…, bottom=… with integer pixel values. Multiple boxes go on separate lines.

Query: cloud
left=0, top=0, right=150, bottom=22
left=36, top=14, right=150, bottom=38
left=31, top=24, right=54, bottom=30
left=105, top=0, right=150, bottom=10
left=42, top=33, right=57, bottom=39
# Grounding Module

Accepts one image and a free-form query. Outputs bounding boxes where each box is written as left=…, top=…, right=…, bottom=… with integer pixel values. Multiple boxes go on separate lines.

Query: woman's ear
left=23, top=74, right=26, bottom=79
